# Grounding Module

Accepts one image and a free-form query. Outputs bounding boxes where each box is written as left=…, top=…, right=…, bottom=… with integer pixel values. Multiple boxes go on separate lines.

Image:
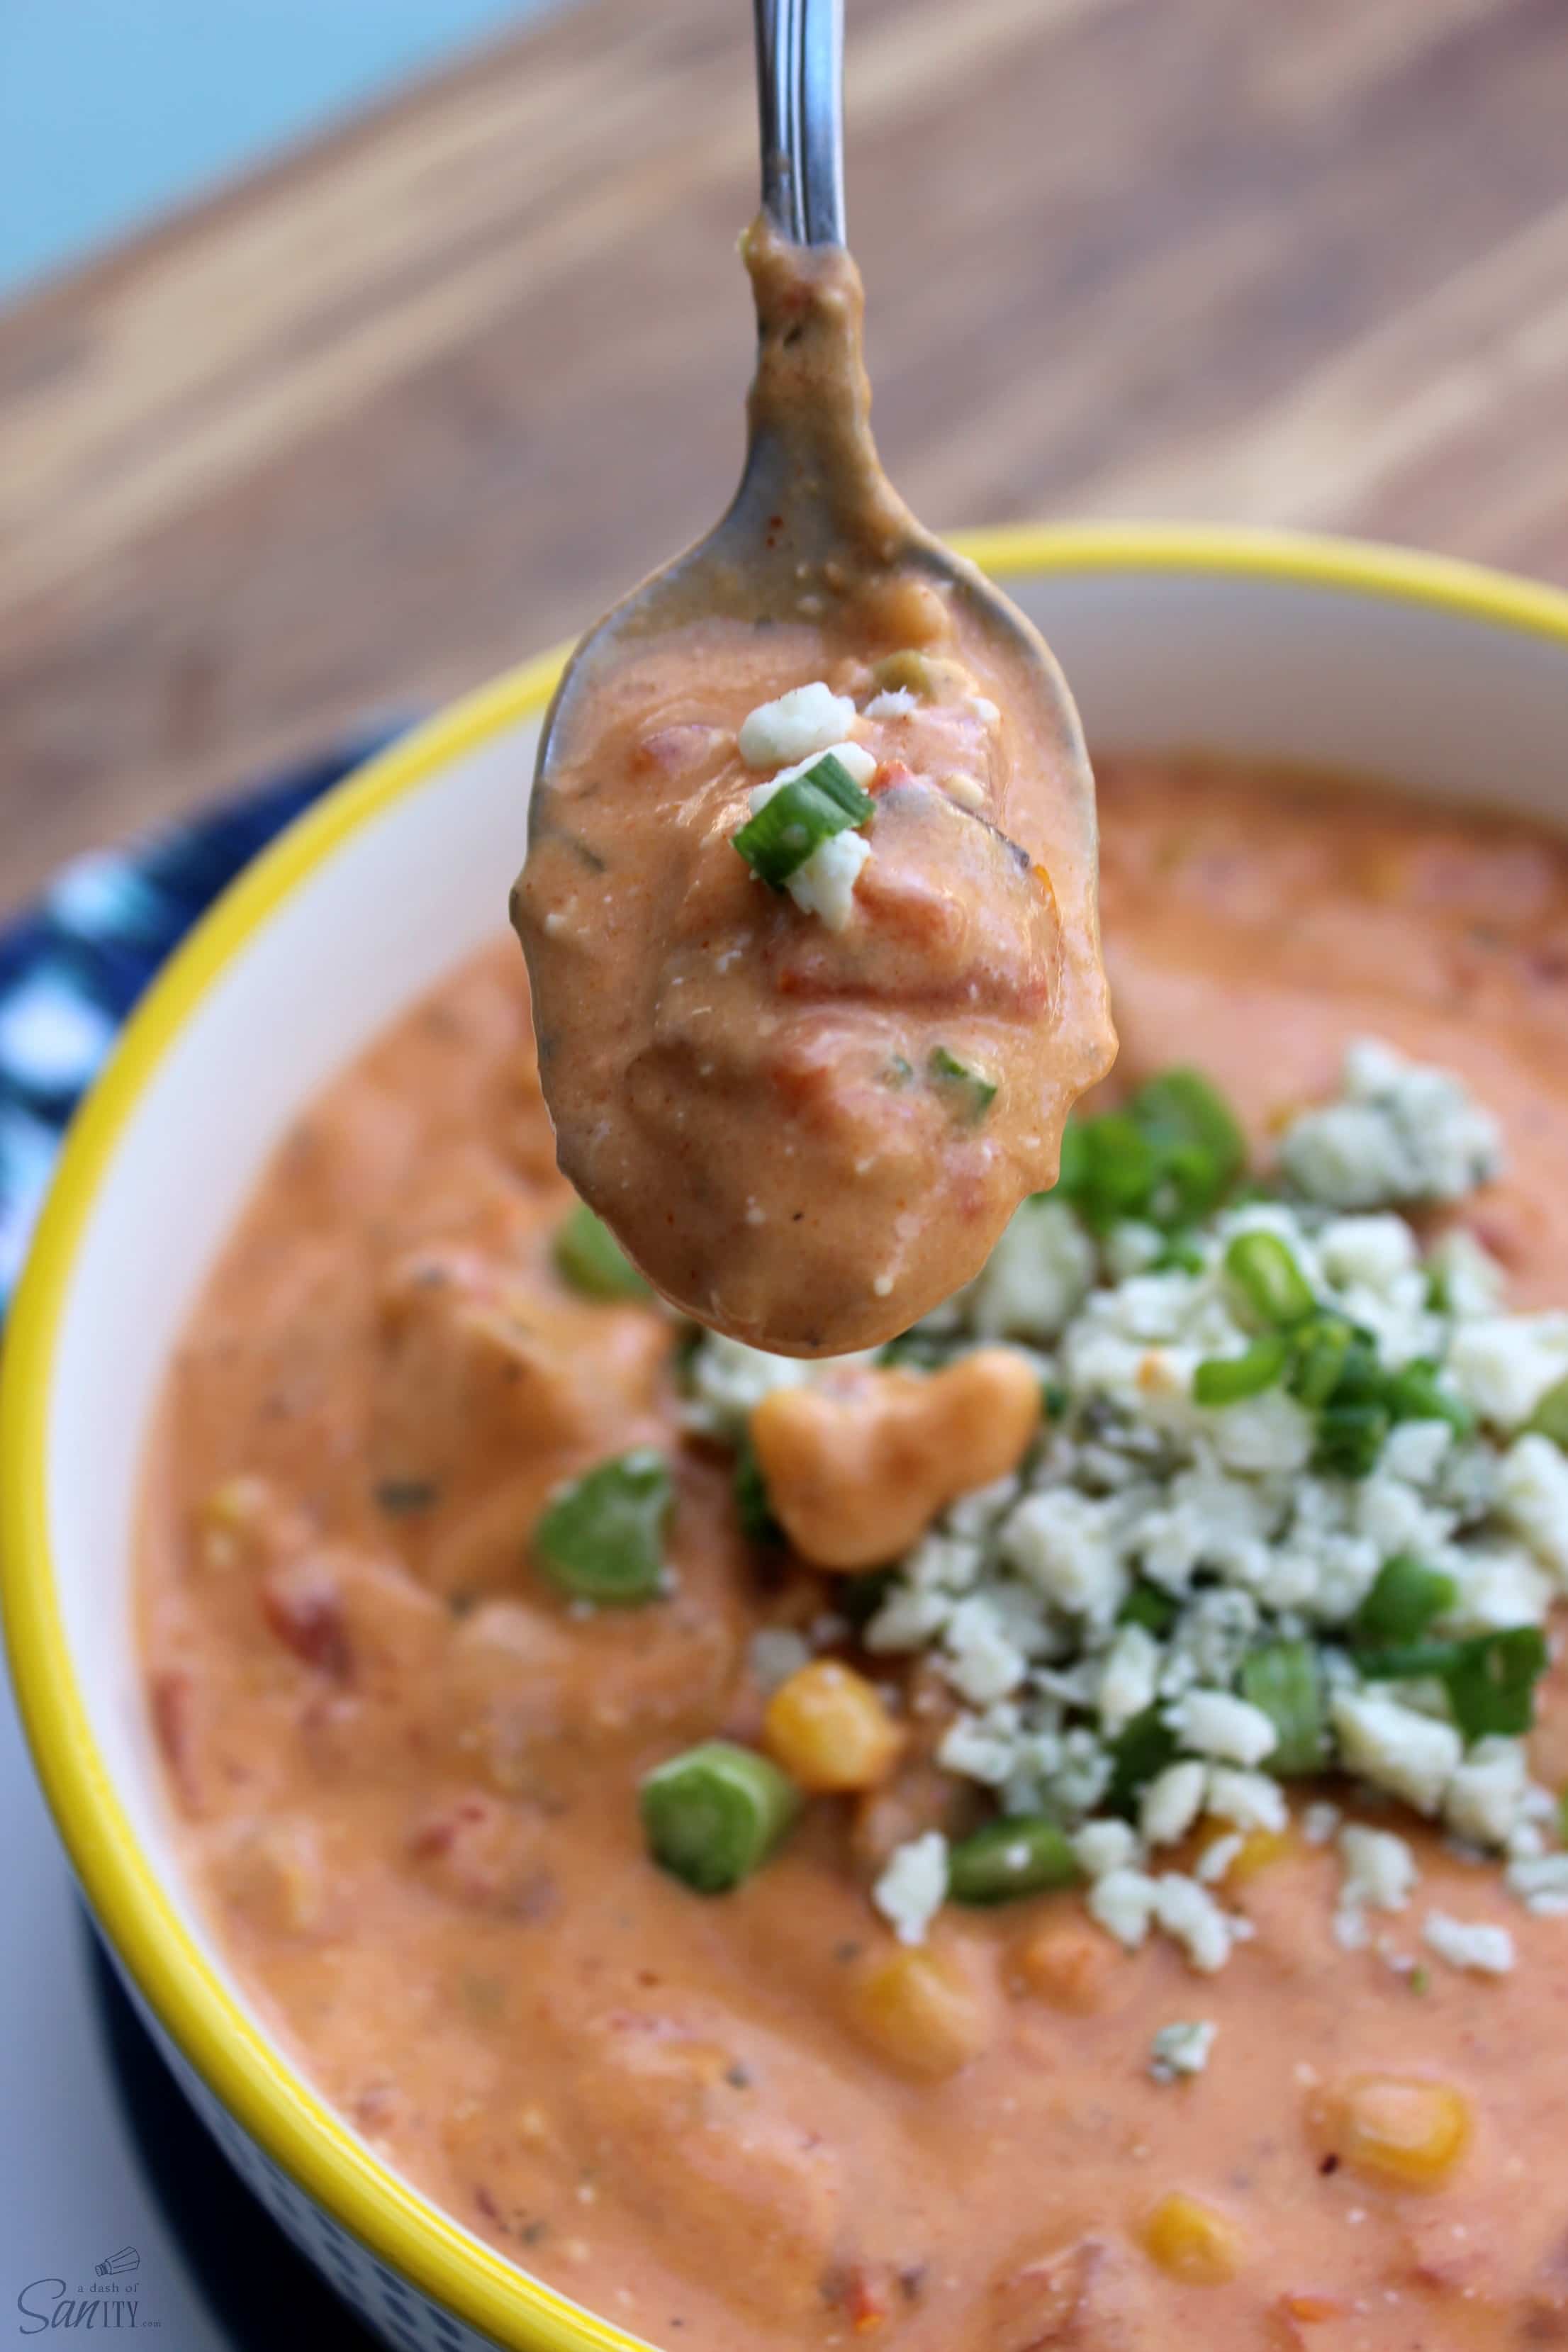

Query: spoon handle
left=753, top=0, right=845, bottom=247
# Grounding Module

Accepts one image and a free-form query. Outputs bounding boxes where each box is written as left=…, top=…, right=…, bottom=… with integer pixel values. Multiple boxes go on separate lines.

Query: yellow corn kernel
left=763, top=1661, right=903, bottom=1794
left=196, top=1475, right=272, bottom=1571
left=1194, top=1820, right=1292, bottom=1885
left=1141, top=2192, right=1246, bottom=2285
left=1331, top=2075, right=1471, bottom=2189
left=850, top=1948, right=989, bottom=2079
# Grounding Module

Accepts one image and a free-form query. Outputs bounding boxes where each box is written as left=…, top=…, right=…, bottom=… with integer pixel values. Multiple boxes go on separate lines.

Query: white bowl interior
left=39, top=553, right=1568, bottom=2241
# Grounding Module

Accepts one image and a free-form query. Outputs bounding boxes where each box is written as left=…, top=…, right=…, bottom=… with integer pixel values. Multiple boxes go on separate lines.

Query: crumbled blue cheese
left=1170, top=1689, right=1279, bottom=1767
left=1449, top=1317, right=1568, bottom=1431
left=1280, top=1037, right=1503, bottom=1209
left=1338, top=1824, right=1418, bottom=1915
left=1330, top=1691, right=1462, bottom=1815
left=1072, top=1818, right=1141, bottom=1879
left=863, top=687, right=918, bottom=720
left=1141, top=1761, right=1208, bottom=1847
left=958, top=1196, right=1097, bottom=1343
left=1506, top=1853, right=1568, bottom=1917
left=1150, top=2020, right=1217, bottom=2081
left=1205, top=1767, right=1288, bottom=1834
left=785, top=828, right=870, bottom=931
left=1443, top=1737, right=1530, bottom=1849
left=1423, top=1911, right=1515, bottom=1975
left=872, top=1832, right=950, bottom=1945
left=738, top=682, right=858, bottom=768
left=1497, top=1433, right=1568, bottom=1578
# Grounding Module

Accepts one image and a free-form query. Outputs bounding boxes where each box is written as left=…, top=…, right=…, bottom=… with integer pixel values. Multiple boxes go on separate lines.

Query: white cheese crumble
left=1423, top=1911, right=1515, bottom=1975
left=1149, top=2020, right=1217, bottom=2081
left=1338, top=1824, right=1418, bottom=1914
left=1280, top=1037, right=1503, bottom=1209
left=1141, top=1761, right=1208, bottom=1847
left=872, top=1832, right=950, bottom=1945
left=785, top=827, right=870, bottom=931
left=738, top=681, right=857, bottom=768
left=959, top=1196, right=1097, bottom=1343
left=1171, top=1690, right=1279, bottom=1767
left=1329, top=1691, right=1462, bottom=1816
left=863, top=688, right=918, bottom=719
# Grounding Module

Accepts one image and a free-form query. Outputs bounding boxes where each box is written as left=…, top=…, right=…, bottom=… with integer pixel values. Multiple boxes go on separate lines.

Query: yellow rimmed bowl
left=6, top=522, right=1568, bottom=2352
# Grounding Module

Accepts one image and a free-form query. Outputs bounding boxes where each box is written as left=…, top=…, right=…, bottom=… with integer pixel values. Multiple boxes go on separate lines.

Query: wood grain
left=4, top=0, right=1568, bottom=908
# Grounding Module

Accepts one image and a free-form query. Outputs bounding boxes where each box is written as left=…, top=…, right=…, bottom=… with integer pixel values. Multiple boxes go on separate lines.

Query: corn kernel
left=1141, top=2193, right=1246, bottom=2285
left=1012, top=1920, right=1119, bottom=2012
left=850, top=1948, right=989, bottom=2078
left=763, top=1661, right=903, bottom=1794
left=196, top=1475, right=272, bottom=1571
left=1329, top=2075, right=1471, bottom=2189
left=1194, top=1820, right=1292, bottom=1885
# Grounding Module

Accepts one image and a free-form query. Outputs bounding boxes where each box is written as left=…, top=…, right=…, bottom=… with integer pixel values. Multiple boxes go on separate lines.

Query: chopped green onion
left=1238, top=1639, right=1326, bottom=1774
left=373, top=1477, right=440, bottom=1515
left=1288, top=1316, right=1357, bottom=1409
left=532, top=1447, right=673, bottom=1606
left=1106, top=1706, right=1180, bottom=1817
left=1152, top=1235, right=1206, bottom=1275
left=1356, top=1627, right=1549, bottom=1739
left=1352, top=1555, right=1458, bottom=1650
left=1380, top=1359, right=1473, bottom=1436
left=1443, top=1627, right=1549, bottom=1739
left=1313, top=1400, right=1390, bottom=1479
left=1225, top=1231, right=1316, bottom=1328
left=1526, top=1374, right=1568, bottom=1447
left=1073, top=1113, right=1161, bottom=1222
left=839, top=1567, right=899, bottom=1630
left=928, top=1046, right=998, bottom=1125
left=732, top=753, right=873, bottom=888
left=1041, top=1378, right=1072, bottom=1421
left=639, top=1741, right=801, bottom=1893
left=948, top=1816, right=1080, bottom=1905
left=732, top=1440, right=780, bottom=1546
left=1129, top=1070, right=1247, bottom=1221
left=1055, top=1069, right=1245, bottom=1232
left=1119, top=1581, right=1180, bottom=1637
left=552, top=1201, right=651, bottom=1301
left=1193, top=1333, right=1290, bottom=1407
left=1558, top=1786, right=1568, bottom=1846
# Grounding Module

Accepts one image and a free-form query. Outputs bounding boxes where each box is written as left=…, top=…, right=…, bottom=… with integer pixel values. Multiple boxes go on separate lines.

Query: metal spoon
left=527, top=0, right=1099, bottom=871
left=515, top=0, right=1113, bottom=1353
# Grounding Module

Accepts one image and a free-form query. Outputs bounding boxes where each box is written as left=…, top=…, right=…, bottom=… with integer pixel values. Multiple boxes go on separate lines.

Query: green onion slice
left=1312, top=1400, right=1390, bottom=1479
left=639, top=1740, right=801, bottom=1893
left=1225, top=1231, right=1316, bottom=1328
left=1106, top=1706, right=1180, bottom=1817
left=1193, top=1333, right=1290, bottom=1407
left=732, top=753, right=873, bottom=888
left=928, top=1046, right=998, bottom=1125
left=553, top=1201, right=651, bottom=1301
left=732, top=1439, right=780, bottom=1546
left=1380, top=1358, right=1473, bottom=1436
left=1526, top=1374, right=1568, bottom=1447
left=948, top=1816, right=1080, bottom=1905
left=532, top=1447, right=673, bottom=1606
left=1238, top=1639, right=1326, bottom=1775
left=1055, top=1068, right=1245, bottom=1232
left=1357, top=1626, right=1549, bottom=1739
left=1352, top=1554, right=1458, bottom=1650
left=1288, top=1316, right=1357, bottom=1409
left=1119, top=1581, right=1180, bottom=1637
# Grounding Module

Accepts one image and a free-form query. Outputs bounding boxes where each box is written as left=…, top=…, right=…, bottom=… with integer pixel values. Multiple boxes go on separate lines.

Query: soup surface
left=142, top=758, right=1568, bottom=2351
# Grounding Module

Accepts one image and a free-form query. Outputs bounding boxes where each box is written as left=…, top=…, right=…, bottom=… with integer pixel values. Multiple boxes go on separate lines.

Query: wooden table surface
left=4, top=0, right=1568, bottom=911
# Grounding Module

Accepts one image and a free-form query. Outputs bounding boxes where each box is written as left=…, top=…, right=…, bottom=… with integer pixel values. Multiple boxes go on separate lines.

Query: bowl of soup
left=6, top=522, right=1568, bottom=2352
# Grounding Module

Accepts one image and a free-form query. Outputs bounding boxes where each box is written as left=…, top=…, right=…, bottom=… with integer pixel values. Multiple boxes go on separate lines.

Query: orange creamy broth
left=140, top=758, right=1568, bottom=2351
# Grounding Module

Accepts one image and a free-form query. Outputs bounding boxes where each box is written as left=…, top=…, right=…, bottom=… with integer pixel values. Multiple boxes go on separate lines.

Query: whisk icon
left=94, top=2247, right=140, bottom=2278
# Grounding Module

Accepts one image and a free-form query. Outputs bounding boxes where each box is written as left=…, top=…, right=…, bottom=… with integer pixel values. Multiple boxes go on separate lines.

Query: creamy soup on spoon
left=513, top=228, right=1114, bottom=1357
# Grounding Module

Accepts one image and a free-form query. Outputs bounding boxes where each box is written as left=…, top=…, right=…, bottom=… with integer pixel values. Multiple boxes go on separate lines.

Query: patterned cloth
left=0, top=727, right=405, bottom=1316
